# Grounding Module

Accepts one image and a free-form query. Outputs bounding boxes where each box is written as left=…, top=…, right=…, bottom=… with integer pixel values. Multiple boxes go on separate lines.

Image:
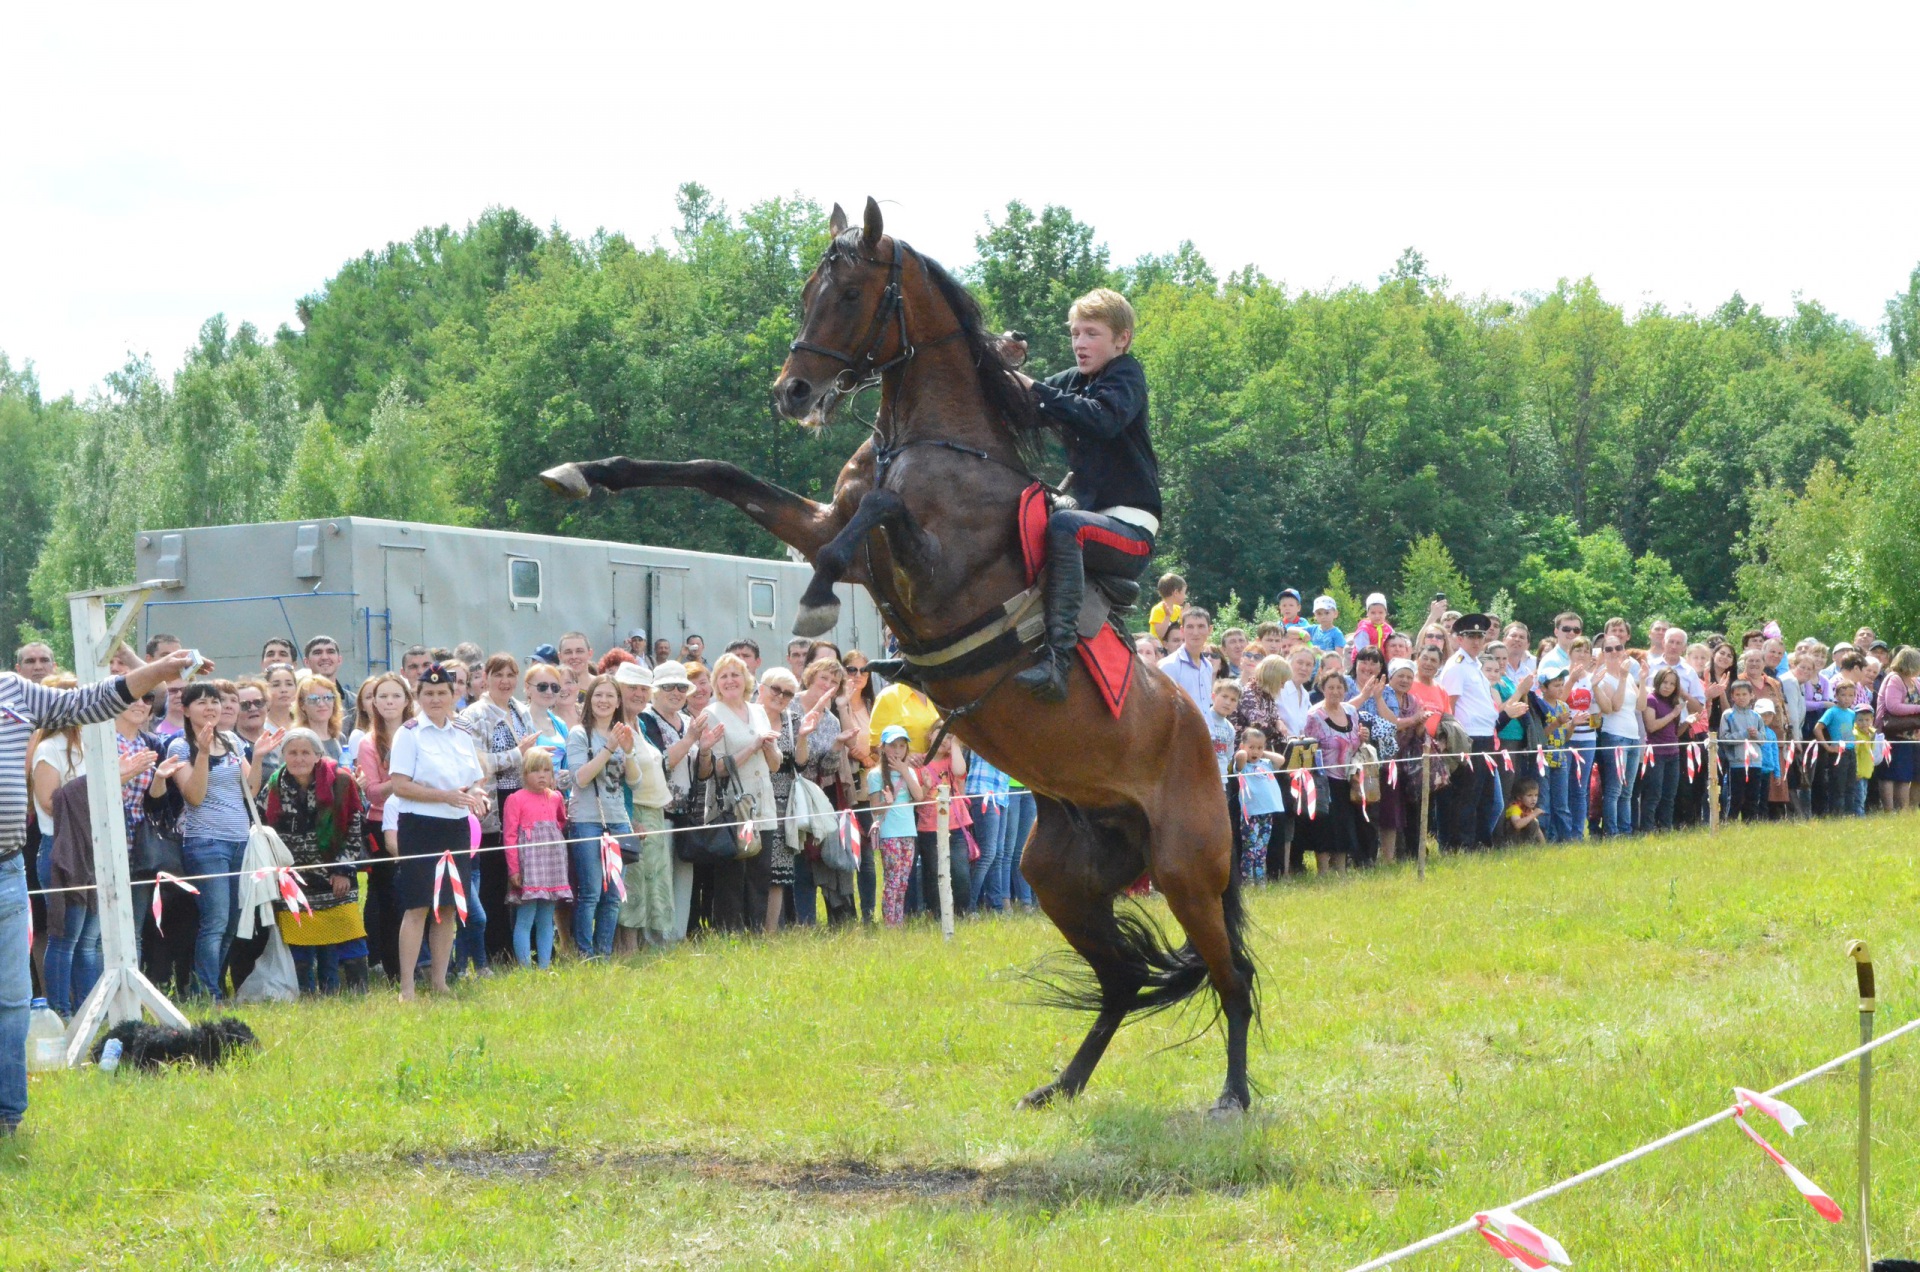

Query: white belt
left=1096, top=506, right=1160, bottom=536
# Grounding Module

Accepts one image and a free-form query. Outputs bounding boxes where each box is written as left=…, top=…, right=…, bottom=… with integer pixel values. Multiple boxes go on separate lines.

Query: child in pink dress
left=503, top=750, right=571, bottom=968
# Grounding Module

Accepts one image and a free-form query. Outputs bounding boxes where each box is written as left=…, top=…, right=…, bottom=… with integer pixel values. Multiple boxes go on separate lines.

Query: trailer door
left=384, top=546, right=426, bottom=654
left=610, top=564, right=648, bottom=651
left=650, top=567, right=688, bottom=655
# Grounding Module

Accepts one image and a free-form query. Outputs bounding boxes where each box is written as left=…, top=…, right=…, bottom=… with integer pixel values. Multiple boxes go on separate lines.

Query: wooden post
left=62, top=583, right=190, bottom=1066
left=934, top=783, right=954, bottom=940
left=1707, top=737, right=1721, bottom=835
left=1847, top=940, right=1876, bottom=1272
left=1417, top=748, right=1432, bottom=881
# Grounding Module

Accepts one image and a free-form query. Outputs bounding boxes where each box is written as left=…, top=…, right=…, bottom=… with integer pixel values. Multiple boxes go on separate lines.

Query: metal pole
left=934, top=784, right=954, bottom=940
left=1849, top=939, right=1876, bottom=1272
left=1417, top=748, right=1431, bottom=881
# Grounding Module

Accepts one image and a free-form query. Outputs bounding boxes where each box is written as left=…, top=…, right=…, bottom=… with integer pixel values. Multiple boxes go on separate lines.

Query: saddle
left=877, top=485, right=1138, bottom=718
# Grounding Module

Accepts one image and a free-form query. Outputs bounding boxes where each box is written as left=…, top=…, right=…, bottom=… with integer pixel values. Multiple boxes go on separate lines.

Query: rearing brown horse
left=541, top=198, right=1256, bottom=1114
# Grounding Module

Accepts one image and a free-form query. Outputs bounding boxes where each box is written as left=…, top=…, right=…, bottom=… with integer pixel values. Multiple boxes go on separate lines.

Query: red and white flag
left=739, top=817, right=758, bottom=848
left=1685, top=743, right=1698, bottom=781
left=152, top=871, right=201, bottom=936
left=1387, top=761, right=1399, bottom=789
left=601, top=832, right=627, bottom=901
left=1731, top=1088, right=1842, bottom=1223
left=1473, top=1207, right=1570, bottom=1269
left=275, top=867, right=311, bottom=921
left=839, top=809, right=863, bottom=867
left=432, top=851, right=468, bottom=923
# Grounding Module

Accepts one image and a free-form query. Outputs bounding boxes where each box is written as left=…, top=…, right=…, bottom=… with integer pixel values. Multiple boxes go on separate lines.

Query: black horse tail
left=1030, top=868, right=1260, bottom=1027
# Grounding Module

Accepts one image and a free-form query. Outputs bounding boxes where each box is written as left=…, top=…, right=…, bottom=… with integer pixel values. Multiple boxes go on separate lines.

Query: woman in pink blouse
left=1875, top=648, right=1920, bottom=810
left=1301, top=669, right=1362, bottom=874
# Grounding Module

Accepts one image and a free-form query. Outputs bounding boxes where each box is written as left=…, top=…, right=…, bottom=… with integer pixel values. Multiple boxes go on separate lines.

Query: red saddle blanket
left=1019, top=484, right=1134, bottom=718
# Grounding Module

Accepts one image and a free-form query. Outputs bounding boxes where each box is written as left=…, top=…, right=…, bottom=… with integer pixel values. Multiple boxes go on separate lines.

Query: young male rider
left=1003, top=288, right=1161, bottom=703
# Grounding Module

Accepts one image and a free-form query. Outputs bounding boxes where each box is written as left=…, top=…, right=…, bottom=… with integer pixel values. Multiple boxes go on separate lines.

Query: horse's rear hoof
left=1208, top=1094, right=1249, bottom=1120
left=1016, top=1081, right=1065, bottom=1111
left=792, top=600, right=841, bottom=639
left=539, top=463, right=591, bottom=500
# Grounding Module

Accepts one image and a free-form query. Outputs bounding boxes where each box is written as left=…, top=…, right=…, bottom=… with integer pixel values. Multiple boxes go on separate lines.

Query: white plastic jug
left=26, top=998, right=66, bottom=1073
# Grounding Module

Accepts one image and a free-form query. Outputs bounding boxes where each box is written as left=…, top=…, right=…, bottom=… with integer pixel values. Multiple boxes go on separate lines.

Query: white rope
left=1345, top=1014, right=1920, bottom=1271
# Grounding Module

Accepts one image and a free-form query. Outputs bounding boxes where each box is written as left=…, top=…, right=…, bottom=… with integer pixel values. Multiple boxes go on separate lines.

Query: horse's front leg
left=540, top=457, right=843, bottom=560
left=793, top=489, right=921, bottom=637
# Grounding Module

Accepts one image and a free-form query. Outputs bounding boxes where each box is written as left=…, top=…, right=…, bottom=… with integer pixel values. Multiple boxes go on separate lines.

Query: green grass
left=7, top=814, right=1920, bottom=1270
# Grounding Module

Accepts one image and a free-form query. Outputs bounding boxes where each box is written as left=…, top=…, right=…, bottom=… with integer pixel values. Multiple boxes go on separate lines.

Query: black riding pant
left=1044, top=509, right=1154, bottom=591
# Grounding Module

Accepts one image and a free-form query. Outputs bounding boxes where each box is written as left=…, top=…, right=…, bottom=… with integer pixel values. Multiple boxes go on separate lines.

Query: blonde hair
left=1256, top=654, right=1290, bottom=697
left=710, top=652, right=754, bottom=700
left=521, top=747, right=555, bottom=776
left=298, top=674, right=344, bottom=739
left=1068, top=287, right=1135, bottom=340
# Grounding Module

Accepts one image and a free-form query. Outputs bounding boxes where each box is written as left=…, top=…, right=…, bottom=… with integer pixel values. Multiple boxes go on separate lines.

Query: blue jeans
left=569, top=824, right=626, bottom=958
left=1564, top=736, right=1594, bottom=839
left=1, top=854, right=31, bottom=1127
left=1644, top=754, right=1683, bottom=830
left=995, top=791, right=1037, bottom=908
left=45, top=904, right=102, bottom=1018
left=1540, top=756, right=1574, bottom=842
left=1852, top=776, right=1869, bottom=816
left=968, top=798, right=1008, bottom=910
left=183, top=836, right=247, bottom=1000
left=513, top=900, right=556, bottom=968
left=452, top=865, right=488, bottom=976
left=1596, top=734, right=1640, bottom=836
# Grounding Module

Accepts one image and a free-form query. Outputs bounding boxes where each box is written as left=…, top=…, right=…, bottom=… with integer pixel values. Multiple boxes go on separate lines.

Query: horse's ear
left=829, top=203, right=848, bottom=236
left=862, top=196, right=883, bottom=248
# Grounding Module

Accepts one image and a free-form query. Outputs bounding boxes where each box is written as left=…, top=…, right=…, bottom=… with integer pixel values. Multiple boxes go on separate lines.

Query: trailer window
left=508, top=558, right=543, bottom=611
left=748, top=579, right=776, bottom=628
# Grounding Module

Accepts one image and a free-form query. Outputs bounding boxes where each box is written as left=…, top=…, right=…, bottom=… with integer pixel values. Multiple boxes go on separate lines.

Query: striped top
left=1, top=672, right=135, bottom=861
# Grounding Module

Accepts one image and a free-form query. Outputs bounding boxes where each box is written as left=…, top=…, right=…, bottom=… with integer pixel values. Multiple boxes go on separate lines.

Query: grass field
left=7, top=814, right=1920, bottom=1270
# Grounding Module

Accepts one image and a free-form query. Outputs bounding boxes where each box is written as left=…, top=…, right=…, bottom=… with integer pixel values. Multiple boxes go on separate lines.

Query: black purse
left=675, top=755, right=753, bottom=866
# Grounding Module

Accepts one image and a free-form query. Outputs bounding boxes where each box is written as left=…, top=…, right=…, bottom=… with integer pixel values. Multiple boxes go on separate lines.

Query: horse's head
left=776, top=197, right=907, bottom=428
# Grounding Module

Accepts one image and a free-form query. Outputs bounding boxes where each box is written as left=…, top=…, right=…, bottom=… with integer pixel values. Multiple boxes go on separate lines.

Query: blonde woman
left=696, top=652, right=779, bottom=931
left=294, top=675, right=346, bottom=762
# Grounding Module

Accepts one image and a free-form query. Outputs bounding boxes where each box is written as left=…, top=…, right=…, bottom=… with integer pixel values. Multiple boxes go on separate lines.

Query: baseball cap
left=1279, top=588, right=1302, bottom=603
left=627, top=627, right=647, bottom=641
left=1313, top=595, right=1337, bottom=613
left=1756, top=698, right=1776, bottom=715
left=1365, top=592, right=1387, bottom=609
left=532, top=643, right=560, bottom=665
left=880, top=724, right=910, bottom=746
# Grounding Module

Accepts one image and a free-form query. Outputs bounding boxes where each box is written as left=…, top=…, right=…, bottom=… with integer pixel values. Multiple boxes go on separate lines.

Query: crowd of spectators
left=1135, top=574, right=1918, bottom=877
left=7, top=576, right=1915, bottom=1033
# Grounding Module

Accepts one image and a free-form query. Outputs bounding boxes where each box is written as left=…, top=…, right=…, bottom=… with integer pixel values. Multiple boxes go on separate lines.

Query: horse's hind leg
left=1152, top=799, right=1256, bottom=1115
left=1016, top=797, right=1150, bottom=1109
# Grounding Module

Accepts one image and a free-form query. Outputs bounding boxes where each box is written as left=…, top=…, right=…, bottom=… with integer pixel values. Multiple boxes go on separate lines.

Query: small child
left=1718, top=679, right=1765, bottom=822
left=1276, top=588, right=1304, bottom=631
left=1352, top=592, right=1395, bottom=655
left=866, top=725, right=924, bottom=926
left=1309, top=596, right=1348, bottom=654
left=1205, top=681, right=1242, bottom=779
left=1536, top=670, right=1573, bottom=841
left=1233, top=726, right=1285, bottom=881
left=1149, top=573, right=1186, bottom=644
left=915, top=732, right=973, bottom=850
left=1756, top=700, right=1788, bottom=820
left=503, top=749, right=572, bottom=969
left=1497, top=777, right=1546, bottom=846
left=1814, top=680, right=1860, bottom=818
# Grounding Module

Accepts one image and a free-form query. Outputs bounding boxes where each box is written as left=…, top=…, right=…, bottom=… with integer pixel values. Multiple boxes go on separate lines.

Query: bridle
left=788, top=236, right=973, bottom=429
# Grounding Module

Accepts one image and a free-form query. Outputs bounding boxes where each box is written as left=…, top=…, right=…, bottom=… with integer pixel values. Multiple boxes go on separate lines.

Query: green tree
left=277, top=408, right=354, bottom=520
left=971, top=201, right=1113, bottom=376
left=350, top=384, right=466, bottom=524
left=0, top=356, right=81, bottom=649
left=1393, top=535, right=1475, bottom=630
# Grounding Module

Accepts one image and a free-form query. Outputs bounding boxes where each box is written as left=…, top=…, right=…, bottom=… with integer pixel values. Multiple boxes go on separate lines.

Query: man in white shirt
left=1158, top=608, right=1217, bottom=710
left=1650, top=627, right=1706, bottom=719
left=1590, top=635, right=1644, bottom=835
left=1436, top=613, right=1501, bottom=848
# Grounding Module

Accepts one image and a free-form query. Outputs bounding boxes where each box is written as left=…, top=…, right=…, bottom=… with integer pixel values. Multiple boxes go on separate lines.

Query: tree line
left=4, top=184, right=1917, bottom=657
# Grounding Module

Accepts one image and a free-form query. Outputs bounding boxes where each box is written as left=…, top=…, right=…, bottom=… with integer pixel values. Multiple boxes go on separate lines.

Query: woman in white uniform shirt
left=386, top=663, right=490, bottom=1000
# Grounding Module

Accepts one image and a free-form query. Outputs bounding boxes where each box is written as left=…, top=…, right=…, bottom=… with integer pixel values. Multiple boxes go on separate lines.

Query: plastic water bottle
left=25, top=998, right=66, bottom=1073
left=99, top=1038, right=123, bottom=1074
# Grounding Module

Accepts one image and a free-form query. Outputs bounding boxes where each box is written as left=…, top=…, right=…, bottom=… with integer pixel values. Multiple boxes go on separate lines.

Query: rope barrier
left=1344, top=1014, right=1920, bottom=1270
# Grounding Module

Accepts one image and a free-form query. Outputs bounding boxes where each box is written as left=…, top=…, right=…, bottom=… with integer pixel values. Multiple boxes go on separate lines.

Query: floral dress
left=765, top=707, right=802, bottom=886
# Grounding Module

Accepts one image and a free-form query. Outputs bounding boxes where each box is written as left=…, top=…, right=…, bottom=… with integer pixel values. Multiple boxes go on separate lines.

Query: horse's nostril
left=785, top=378, right=811, bottom=402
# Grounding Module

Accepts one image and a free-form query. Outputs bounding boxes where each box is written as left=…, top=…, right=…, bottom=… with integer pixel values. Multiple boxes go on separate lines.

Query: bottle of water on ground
left=99, top=1038, right=123, bottom=1074
left=26, top=998, right=66, bottom=1073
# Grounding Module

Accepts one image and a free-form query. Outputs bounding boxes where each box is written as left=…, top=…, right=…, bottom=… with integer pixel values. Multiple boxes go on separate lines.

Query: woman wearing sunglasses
left=294, top=676, right=346, bottom=762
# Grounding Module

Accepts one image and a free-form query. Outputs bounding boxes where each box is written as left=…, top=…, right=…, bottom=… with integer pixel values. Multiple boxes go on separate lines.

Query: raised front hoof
left=539, top=463, right=591, bottom=500
left=1208, top=1093, right=1249, bottom=1121
left=1016, top=1080, right=1073, bottom=1110
left=792, top=600, right=841, bottom=639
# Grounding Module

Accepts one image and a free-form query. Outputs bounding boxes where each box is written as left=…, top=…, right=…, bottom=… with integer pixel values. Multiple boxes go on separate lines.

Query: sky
left=7, top=2, right=1919, bottom=400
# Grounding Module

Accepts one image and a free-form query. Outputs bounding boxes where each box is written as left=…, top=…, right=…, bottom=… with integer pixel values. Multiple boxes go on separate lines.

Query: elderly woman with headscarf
left=257, top=727, right=368, bottom=992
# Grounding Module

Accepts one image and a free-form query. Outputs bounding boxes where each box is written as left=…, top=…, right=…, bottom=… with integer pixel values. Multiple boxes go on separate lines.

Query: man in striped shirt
left=2, top=645, right=202, bottom=1133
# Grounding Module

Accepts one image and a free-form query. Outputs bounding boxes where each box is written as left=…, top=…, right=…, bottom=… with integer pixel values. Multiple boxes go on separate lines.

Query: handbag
left=130, top=817, right=185, bottom=877
left=1350, top=744, right=1382, bottom=805
left=674, top=754, right=761, bottom=864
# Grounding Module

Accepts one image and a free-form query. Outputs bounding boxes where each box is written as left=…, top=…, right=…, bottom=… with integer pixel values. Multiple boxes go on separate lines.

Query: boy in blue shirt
left=1718, top=679, right=1765, bottom=822
left=1309, top=596, right=1348, bottom=655
left=1814, top=680, right=1860, bottom=817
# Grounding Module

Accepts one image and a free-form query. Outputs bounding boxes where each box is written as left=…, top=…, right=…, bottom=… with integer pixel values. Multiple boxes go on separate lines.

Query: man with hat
left=624, top=628, right=651, bottom=668
left=531, top=642, right=560, bottom=669
left=1436, top=612, right=1502, bottom=848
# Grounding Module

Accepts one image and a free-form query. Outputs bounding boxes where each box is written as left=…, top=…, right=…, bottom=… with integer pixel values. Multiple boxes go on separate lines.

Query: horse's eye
left=841, top=288, right=860, bottom=303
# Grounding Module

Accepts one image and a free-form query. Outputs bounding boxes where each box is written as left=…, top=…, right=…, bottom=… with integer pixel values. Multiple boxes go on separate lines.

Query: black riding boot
left=339, top=957, right=369, bottom=994
left=1013, top=549, right=1084, bottom=703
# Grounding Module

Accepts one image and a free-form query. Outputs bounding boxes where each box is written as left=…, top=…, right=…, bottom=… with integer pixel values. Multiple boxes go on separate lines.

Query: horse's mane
left=829, top=233, right=1056, bottom=471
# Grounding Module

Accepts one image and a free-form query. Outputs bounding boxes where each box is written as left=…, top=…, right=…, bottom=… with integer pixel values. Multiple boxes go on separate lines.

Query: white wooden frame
left=62, top=582, right=191, bottom=1065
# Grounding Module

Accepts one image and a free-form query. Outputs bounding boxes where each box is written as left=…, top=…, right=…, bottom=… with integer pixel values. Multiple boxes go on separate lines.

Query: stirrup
left=1014, top=649, right=1071, bottom=702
